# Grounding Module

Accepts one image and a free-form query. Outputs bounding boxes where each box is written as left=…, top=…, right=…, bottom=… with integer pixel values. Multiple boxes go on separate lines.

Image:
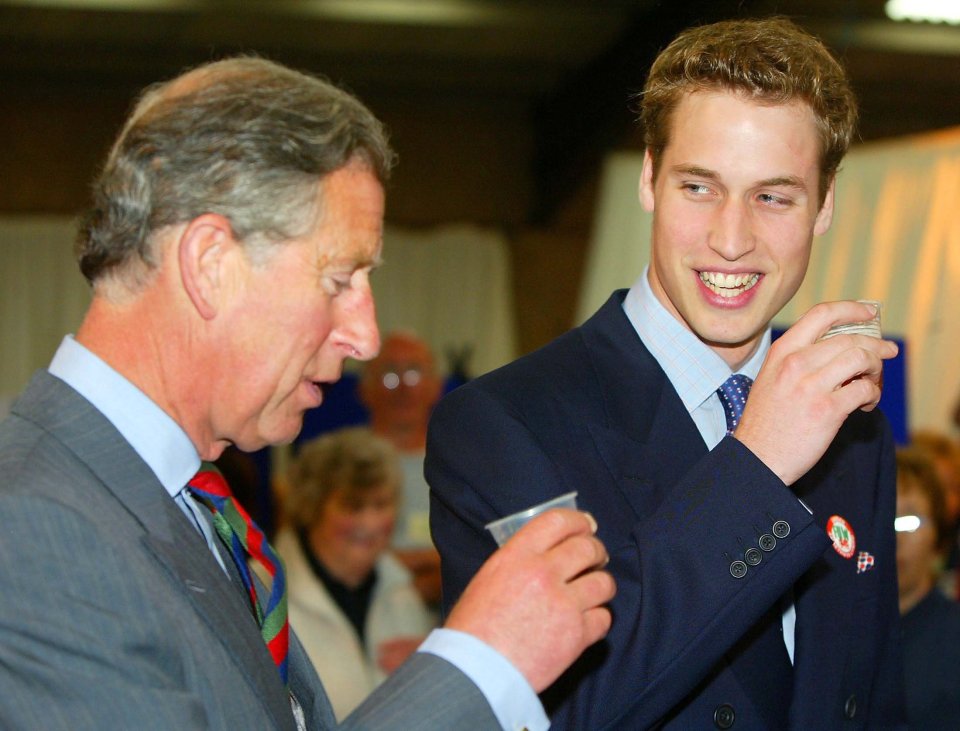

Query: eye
left=757, top=192, right=793, bottom=208
left=682, top=182, right=712, bottom=196
left=323, top=273, right=353, bottom=296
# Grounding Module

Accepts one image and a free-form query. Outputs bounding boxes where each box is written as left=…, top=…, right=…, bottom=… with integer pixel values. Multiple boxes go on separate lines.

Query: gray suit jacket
left=0, top=371, right=500, bottom=730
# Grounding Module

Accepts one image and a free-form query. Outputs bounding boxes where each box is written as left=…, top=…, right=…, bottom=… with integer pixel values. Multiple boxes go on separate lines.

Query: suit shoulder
left=0, top=414, right=75, bottom=496
left=435, top=326, right=590, bottom=418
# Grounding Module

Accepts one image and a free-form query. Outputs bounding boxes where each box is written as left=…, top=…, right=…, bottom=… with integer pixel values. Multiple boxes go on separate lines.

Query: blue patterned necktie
left=717, top=374, right=753, bottom=435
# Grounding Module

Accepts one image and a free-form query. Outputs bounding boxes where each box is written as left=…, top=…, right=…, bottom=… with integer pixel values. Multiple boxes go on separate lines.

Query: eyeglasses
left=894, top=514, right=927, bottom=533
left=381, top=368, right=422, bottom=390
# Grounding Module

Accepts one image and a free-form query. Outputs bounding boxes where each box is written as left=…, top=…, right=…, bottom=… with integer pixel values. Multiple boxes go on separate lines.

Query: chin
left=713, top=311, right=771, bottom=341
left=260, top=419, right=307, bottom=449
left=696, top=324, right=760, bottom=349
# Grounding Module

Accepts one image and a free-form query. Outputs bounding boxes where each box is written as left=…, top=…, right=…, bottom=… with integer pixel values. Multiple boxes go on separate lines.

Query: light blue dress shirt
left=47, top=335, right=546, bottom=731
left=622, top=268, right=798, bottom=663
left=47, top=335, right=222, bottom=566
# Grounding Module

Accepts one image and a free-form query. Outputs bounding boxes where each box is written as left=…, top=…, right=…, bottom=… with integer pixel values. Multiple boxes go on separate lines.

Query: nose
left=710, top=199, right=756, bottom=261
left=333, top=282, right=381, bottom=361
left=359, top=506, right=391, bottom=531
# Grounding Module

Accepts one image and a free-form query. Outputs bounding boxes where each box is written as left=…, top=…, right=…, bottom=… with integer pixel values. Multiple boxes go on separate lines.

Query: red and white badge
left=827, top=515, right=856, bottom=558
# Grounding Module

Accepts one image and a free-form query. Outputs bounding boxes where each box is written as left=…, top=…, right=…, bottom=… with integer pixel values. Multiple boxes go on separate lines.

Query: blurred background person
left=276, top=426, right=434, bottom=722
left=911, top=429, right=960, bottom=597
left=360, top=331, right=443, bottom=609
left=896, top=446, right=960, bottom=729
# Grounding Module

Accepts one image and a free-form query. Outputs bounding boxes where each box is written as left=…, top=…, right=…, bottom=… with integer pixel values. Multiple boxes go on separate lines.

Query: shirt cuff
left=418, top=628, right=549, bottom=731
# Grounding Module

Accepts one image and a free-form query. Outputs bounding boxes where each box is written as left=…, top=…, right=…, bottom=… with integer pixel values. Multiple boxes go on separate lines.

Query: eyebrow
left=318, top=250, right=383, bottom=275
left=671, top=165, right=808, bottom=192
left=756, top=175, right=808, bottom=191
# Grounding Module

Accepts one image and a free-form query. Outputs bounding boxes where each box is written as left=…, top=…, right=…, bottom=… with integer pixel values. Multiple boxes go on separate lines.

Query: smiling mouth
left=699, top=271, right=760, bottom=298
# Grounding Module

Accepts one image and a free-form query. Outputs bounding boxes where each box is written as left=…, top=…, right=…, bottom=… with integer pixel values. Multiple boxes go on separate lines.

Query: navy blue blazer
left=427, top=290, right=905, bottom=729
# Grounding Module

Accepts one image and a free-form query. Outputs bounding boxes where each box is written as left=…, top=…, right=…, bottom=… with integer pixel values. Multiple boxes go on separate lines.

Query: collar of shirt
left=47, top=335, right=201, bottom=498
left=621, top=267, right=770, bottom=449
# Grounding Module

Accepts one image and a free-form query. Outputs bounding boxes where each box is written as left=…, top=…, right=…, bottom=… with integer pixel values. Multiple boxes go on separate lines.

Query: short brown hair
left=285, top=426, right=401, bottom=530
left=897, top=446, right=950, bottom=552
left=638, top=17, right=857, bottom=206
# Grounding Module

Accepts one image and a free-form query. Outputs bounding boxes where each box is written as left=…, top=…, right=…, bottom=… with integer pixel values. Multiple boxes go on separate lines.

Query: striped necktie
left=717, top=374, right=753, bottom=435
left=188, top=463, right=289, bottom=685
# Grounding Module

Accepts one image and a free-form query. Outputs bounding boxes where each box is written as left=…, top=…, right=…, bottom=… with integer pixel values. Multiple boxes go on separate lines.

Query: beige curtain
left=373, top=223, right=518, bottom=378
left=577, top=128, right=960, bottom=435
left=0, top=218, right=517, bottom=408
left=0, top=217, right=90, bottom=412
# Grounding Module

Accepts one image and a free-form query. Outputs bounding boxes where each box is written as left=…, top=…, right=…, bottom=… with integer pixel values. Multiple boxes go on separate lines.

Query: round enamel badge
left=827, top=515, right=856, bottom=558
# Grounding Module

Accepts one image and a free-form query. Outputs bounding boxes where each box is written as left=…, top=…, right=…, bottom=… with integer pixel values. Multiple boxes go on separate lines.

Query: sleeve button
left=772, top=520, right=791, bottom=539
left=744, top=547, right=762, bottom=566
left=730, top=560, right=748, bottom=579
left=713, top=703, right=735, bottom=729
left=759, top=533, right=776, bottom=551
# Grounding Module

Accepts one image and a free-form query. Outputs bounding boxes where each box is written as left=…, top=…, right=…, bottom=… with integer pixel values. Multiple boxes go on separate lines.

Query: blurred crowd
left=896, top=430, right=960, bottom=729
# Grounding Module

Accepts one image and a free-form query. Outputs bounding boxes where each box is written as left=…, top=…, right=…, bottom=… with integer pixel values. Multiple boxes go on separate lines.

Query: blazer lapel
left=142, top=526, right=294, bottom=727
left=580, top=292, right=709, bottom=519
left=17, top=372, right=294, bottom=729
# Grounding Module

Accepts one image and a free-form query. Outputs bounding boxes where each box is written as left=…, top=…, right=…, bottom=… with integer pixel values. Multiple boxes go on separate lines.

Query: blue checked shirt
left=621, top=268, right=798, bottom=663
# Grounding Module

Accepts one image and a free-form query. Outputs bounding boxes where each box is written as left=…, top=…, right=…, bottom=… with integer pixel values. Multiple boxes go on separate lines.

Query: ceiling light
left=886, top=0, right=960, bottom=24
left=294, top=0, right=504, bottom=26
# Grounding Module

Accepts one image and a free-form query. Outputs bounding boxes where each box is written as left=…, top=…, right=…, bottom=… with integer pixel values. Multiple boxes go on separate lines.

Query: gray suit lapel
left=15, top=371, right=296, bottom=729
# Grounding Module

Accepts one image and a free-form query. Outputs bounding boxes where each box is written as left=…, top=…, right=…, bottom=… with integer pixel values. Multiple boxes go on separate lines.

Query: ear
left=813, top=176, right=836, bottom=236
left=178, top=214, right=235, bottom=320
left=639, top=148, right=657, bottom=213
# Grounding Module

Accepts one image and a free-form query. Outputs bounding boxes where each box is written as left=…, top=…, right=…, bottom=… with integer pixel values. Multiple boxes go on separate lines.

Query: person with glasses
left=360, top=331, right=445, bottom=610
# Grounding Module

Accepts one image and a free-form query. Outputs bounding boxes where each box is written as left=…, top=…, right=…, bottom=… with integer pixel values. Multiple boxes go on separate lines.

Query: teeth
left=699, top=271, right=760, bottom=298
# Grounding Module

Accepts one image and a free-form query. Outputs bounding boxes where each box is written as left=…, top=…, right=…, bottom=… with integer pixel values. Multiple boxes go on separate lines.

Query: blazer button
left=730, top=560, right=748, bottom=579
left=713, top=703, right=735, bottom=729
left=844, top=694, right=857, bottom=719
left=744, top=547, right=762, bottom=566
left=759, top=533, right=776, bottom=551
left=772, top=520, right=791, bottom=539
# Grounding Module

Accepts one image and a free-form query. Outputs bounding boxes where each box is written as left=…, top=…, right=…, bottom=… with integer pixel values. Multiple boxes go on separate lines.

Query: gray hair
left=77, top=56, right=395, bottom=288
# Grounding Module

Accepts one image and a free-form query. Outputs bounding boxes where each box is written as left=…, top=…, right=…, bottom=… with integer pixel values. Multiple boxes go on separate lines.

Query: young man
left=428, top=17, right=905, bottom=729
left=0, top=58, right=615, bottom=730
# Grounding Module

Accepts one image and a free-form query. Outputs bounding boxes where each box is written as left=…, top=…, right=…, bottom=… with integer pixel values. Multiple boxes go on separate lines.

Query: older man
left=360, top=332, right=444, bottom=607
left=0, top=57, right=614, bottom=730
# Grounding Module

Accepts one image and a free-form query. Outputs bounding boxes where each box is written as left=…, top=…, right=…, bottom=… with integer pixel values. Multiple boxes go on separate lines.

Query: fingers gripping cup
left=818, top=299, right=882, bottom=341
left=485, top=492, right=579, bottom=546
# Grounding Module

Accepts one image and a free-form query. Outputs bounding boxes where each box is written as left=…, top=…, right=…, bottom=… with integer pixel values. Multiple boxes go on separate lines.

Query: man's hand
left=443, top=508, right=615, bottom=692
left=735, top=300, right=899, bottom=486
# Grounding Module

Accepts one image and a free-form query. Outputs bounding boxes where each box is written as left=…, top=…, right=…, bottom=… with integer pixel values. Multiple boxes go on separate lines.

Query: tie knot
left=188, top=465, right=234, bottom=501
left=717, top=374, right=753, bottom=435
